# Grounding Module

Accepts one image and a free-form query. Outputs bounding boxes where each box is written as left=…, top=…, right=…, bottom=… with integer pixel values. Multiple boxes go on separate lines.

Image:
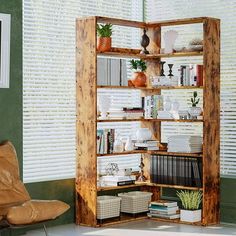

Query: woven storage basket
left=118, top=191, right=153, bottom=214
left=97, top=195, right=121, bottom=220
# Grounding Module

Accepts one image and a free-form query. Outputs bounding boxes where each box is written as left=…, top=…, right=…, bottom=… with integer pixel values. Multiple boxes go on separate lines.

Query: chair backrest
left=0, top=141, right=30, bottom=211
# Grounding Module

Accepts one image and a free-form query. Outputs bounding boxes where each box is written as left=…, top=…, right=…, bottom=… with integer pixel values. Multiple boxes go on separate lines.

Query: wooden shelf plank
left=97, top=118, right=203, bottom=123
left=97, top=214, right=148, bottom=227
left=147, top=16, right=218, bottom=27
left=148, top=151, right=203, bottom=157
left=97, top=85, right=203, bottom=90
left=147, top=183, right=203, bottom=191
left=97, top=182, right=147, bottom=191
left=149, top=217, right=202, bottom=226
left=96, top=16, right=146, bottom=28
left=97, top=150, right=202, bottom=158
left=98, top=48, right=203, bottom=59
left=97, top=150, right=146, bottom=157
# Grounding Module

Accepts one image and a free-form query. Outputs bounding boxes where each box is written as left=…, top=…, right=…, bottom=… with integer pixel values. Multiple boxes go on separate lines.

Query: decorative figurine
left=137, top=157, right=146, bottom=182
left=160, top=61, right=166, bottom=76
left=168, top=64, right=174, bottom=77
left=140, top=29, right=150, bottom=54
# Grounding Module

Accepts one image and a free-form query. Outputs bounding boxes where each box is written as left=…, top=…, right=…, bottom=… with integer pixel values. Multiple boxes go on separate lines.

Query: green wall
left=0, top=0, right=22, bottom=177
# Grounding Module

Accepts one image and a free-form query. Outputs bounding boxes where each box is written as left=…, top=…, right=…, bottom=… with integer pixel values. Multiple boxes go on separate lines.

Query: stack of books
left=108, top=107, right=144, bottom=119
left=168, top=135, right=202, bottom=153
left=100, top=175, right=136, bottom=187
left=134, top=140, right=159, bottom=151
left=148, top=200, right=180, bottom=219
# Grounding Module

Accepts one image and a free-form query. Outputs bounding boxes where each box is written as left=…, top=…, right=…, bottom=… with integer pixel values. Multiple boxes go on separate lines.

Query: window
left=145, top=0, right=236, bottom=177
left=23, top=0, right=143, bottom=183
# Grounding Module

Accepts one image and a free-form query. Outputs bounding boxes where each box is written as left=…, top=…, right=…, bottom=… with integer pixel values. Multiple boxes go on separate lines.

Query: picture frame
left=0, top=13, right=11, bottom=88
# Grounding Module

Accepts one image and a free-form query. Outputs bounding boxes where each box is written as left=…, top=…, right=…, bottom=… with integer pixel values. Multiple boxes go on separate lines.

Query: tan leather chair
left=0, top=141, right=70, bottom=235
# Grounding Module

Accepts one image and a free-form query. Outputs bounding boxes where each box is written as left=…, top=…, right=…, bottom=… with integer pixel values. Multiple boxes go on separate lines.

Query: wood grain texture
left=76, top=17, right=97, bottom=226
left=202, top=18, right=220, bottom=225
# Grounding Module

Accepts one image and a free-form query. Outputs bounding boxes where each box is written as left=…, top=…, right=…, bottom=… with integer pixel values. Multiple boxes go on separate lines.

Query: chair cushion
left=6, top=200, right=70, bottom=225
left=0, top=141, right=30, bottom=208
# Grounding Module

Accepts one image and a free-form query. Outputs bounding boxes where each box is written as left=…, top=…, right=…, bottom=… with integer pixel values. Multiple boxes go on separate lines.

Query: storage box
left=97, top=196, right=121, bottom=220
left=118, top=191, right=153, bottom=214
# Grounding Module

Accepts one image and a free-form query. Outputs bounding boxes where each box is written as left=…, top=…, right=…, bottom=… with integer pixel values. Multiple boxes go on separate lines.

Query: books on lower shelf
left=150, top=155, right=202, bottom=187
left=97, top=129, right=115, bottom=154
left=148, top=201, right=180, bottom=219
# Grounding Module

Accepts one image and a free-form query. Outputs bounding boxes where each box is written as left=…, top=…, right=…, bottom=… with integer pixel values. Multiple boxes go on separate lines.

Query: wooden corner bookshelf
left=76, top=16, right=220, bottom=227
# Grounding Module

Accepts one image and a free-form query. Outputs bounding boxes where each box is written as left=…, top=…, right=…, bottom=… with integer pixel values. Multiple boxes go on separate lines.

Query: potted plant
left=128, top=59, right=147, bottom=87
left=97, top=23, right=112, bottom=52
left=177, top=190, right=202, bottom=223
left=188, top=91, right=202, bottom=119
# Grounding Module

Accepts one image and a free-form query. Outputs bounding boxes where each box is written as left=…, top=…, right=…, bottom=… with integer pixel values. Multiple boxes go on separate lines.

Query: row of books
left=97, top=129, right=115, bottom=154
left=150, top=155, right=202, bottom=187
left=142, top=95, right=163, bottom=119
left=147, top=200, right=180, bottom=220
left=179, top=64, right=203, bottom=86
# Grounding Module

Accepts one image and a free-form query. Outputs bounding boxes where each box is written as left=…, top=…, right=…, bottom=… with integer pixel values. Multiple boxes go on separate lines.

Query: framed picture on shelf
left=0, top=13, right=11, bottom=88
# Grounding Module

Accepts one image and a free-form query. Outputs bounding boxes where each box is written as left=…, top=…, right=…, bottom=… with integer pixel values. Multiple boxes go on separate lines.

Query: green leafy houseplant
left=176, top=190, right=202, bottom=210
left=191, top=91, right=200, bottom=107
left=97, top=23, right=112, bottom=37
left=129, top=59, right=147, bottom=72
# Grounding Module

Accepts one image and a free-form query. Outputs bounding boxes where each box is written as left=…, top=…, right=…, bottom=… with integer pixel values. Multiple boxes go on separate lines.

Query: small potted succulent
left=128, top=59, right=147, bottom=87
left=177, top=190, right=202, bottom=223
left=97, top=23, right=112, bottom=52
left=188, top=91, right=202, bottom=119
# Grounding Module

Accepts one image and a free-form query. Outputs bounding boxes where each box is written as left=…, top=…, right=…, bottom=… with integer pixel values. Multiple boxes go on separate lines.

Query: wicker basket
left=118, top=191, right=153, bottom=214
left=97, top=195, right=121, bottom=220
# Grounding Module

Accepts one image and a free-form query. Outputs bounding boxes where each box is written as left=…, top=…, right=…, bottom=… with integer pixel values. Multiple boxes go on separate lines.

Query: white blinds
left=23, top=0, right=143, bottom=183
left=145, top=0, right=236, bottom=177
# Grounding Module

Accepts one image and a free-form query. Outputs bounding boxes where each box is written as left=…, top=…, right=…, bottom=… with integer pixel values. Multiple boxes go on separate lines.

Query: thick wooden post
left=76, top=17, right=97, bottom=226
left=202, top=18, right=220, bottom=225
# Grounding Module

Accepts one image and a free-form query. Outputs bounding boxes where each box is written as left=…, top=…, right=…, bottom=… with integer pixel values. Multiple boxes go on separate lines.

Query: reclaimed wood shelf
left=97, top=182, right=147, bottom=191
left=98, top=48, right=203, bottom=59
left=97, top=213, right=148, bottom=227
left=97, top=118, right=203, bottom=123
left=97, top=85, right=203, bottom=90
left=98, top=181, right=203, bottom=191
left=97, top=150, right=203, bottom=158
left=76, top=16, right=220, bottom=227
left=149, top=217, right=202, bottom=226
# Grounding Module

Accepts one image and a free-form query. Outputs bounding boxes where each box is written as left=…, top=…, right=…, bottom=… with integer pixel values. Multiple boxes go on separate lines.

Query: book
left=147, top=213, right=180, bottom=219
left=149, top=205, right=179, bottom=211
left=150, top=200, right=178, bottom=207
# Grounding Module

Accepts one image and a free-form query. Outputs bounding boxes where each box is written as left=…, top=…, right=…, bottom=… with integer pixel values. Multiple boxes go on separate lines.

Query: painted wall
left=0, top=0, right=22, bottom=176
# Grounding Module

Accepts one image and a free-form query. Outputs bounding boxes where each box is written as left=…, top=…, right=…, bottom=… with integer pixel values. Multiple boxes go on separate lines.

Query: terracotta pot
left=129, top=72, right=147, bottom=87
left=97, top=37, right=111, bottom=52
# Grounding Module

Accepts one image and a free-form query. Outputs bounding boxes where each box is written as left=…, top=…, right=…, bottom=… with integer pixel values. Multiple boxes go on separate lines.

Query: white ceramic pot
left=135, top=128, right=152, bottom=141
left=180, top=209, right=201, bottom=223
left=188, top=107, right=202, bottom=119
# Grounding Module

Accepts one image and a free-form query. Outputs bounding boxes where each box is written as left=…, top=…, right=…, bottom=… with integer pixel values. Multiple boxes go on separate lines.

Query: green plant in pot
left=97, top=23, right=112, bottom=52
left=128, top=59, right=147, bottom=87
left=188, top=91, right=202, bottom=119
left=177, top=190, right=202, bottom=223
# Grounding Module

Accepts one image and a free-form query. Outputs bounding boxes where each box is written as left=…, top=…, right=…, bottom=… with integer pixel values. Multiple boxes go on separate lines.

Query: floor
left=22, top=220, right=236, bottom=236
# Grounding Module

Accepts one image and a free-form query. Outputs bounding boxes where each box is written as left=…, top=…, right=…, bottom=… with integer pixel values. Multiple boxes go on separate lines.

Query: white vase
left=125, top=136, right=133, bottom=151
left=135, top=128, right=152, bottom=141
left=114, top=137, right=123, bottom=152
left=163, top=30, right=178, bottom=54
left=180, top=209, right=201, bottom=223
left=188, top=107, right=202, bottom=119
left=98, top=95, right=111, bottom=118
